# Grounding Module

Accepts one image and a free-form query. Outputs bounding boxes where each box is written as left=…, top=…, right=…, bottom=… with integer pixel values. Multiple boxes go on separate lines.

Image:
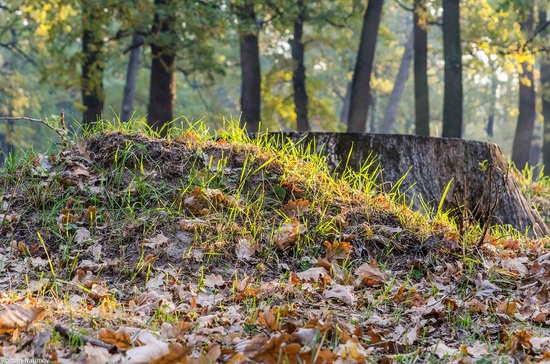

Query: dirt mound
left=4, top=131, right=546, bottom=362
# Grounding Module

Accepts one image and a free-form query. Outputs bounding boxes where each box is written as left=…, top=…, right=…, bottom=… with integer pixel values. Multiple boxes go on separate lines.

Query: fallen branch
left=54, top=324, right=117, bottom=353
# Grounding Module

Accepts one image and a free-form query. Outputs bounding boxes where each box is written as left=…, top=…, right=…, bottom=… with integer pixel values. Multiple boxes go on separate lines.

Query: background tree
left=147, top=0, right=177, bottom=135
left=290, top=0, right=310, bottom=131
left=347, top=0, right=384, bottom=133
left=511, top=2, right=536, bottom=169
left=442, top=0, right=463, bottom=138
left=81, top=1, right=107, bottom=124
left=541, top=8, right=550, bottom=168
left=121, top=32, right=145, bottom=123
left=380, top=31, right=413, bottom=133
left=413, top=0, right=430, bottom=136
left=235, top=1, right=262, bottom=132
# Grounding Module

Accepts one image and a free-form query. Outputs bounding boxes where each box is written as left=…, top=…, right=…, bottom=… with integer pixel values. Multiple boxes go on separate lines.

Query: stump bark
left=269, top=132, right=548, bottom=237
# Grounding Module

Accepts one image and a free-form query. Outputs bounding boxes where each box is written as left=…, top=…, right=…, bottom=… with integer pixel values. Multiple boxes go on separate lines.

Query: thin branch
left=54, top=324, right=117, bottom=353
left=521, top=19, right=550, bottom=52
left=394, top=0, right=413, bottom=12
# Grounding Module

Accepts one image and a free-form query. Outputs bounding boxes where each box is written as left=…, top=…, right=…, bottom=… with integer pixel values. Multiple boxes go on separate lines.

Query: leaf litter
left=0, top=130, right=550, bottom=362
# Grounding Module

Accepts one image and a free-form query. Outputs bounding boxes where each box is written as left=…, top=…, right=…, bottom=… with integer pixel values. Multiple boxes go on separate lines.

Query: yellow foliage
left=520, top=76, right=532, bottom=88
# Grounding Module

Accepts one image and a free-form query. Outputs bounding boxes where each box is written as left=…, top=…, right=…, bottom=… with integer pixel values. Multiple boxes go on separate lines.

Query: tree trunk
left=347, top=0, right=384, bottom=133
left=340, top=76, right=352, bottom=126
left=81, top=9, right=105, bottom=124
left=238, top=2, right=261, bottom=133
left=442, top=0, right=463, bottom=138
left=122, top=33, right=144, bottom=122
left=512, top=3, right=536, bottom=170
left=147, top=0, right=176, bottom=137
left=271, top=132, right=549, bottom=237
left=291, top=0, right=310, bottom=131
left=380, top=31, right=413, bottom=134
left=540, top=10, right=550, bottom=171
left=414, top=0, right=430, bottom=136
left=486, top=71, right=498, bottom=137
left=369, top=91, right=377, bottom=133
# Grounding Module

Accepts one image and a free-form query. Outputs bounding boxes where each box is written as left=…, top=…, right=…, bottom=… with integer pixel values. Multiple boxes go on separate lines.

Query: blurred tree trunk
left=122, top=33, right=144, bottom=122
left=339, top=76, right=352, bottom=126
left=541, top=9, right=550, bottom=170
left=291, top=0, right=310, bottom=131
left=414, top=0, right=430, bottom=136
left=81, top=7, right=105, bottom=124
left=442, top=0, right=463, bottom=138
left=512, top=3, right=536, bottom=170
left=381, top=31, right=413, bottom=134
left=369, top=91, right=377, bottom=132
left=237, top=2, right=261, bottom=133
left=486, top=70, right=498, bottom=137
left=347, top=0, right=384, bottom=133
left=147, top=0, right=176, bottom=137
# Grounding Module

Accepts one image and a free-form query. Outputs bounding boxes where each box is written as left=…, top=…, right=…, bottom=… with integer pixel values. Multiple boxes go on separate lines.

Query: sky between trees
left=0, top=0, right=549, bottom=171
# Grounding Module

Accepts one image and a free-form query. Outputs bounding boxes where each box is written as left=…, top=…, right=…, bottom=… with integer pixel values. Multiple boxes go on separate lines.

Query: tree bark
left=380, top=31, right=413, bottom=134
left=414, top=0, right=430, bottom=136
left=512, top=3, right=536, bottom=170
left=271, top=132, right=549, bottom=237
left=237, top=2, right=261, bottom=133
left=540, top=10, right=550, bottom=171
left=347, top=0, right=384, bottom=133
left=81, top=8, right=105, bottom=124
left=442, top=0, right=463, bottom=138
left=291, top=0, right=310, bottom=132
left=122, top=33, right=144, bottom=123
left=147, top=0, right=176, bottom=137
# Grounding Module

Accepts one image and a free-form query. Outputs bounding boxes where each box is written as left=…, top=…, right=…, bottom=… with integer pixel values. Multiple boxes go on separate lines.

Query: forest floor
left=1, top=121, right=550, bottom=363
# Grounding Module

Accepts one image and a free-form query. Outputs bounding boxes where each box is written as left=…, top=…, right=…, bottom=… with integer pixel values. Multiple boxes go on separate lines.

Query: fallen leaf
left=235, top=238, right=255, bottom=261
left=431, top=342, right=458, bottom=359
left=282, top=199, right=310, bottom=218
left=324, top=284, right=356, bottom=306
left=296, top=267, right=330, bottom=283
left=144, top=233, right=169, bottom=248
left=355, top=262, right=388, bottom=287
left=0, top=304, right=46, bottom=334
left=257, top=309, right=280, bottom=331
left=203, top=274, right=225, bottom=288
left=273, top=220, right=305, bottom=251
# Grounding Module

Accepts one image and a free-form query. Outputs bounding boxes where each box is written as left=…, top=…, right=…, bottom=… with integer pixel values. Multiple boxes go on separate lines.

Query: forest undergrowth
left=1, top=119, right=550, bottom=363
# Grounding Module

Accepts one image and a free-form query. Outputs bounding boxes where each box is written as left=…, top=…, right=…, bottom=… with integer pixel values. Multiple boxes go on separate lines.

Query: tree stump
left=268, top=132, right=548, bottom=237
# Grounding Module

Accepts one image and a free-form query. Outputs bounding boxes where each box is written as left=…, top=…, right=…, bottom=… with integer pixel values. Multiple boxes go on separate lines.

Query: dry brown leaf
left=74, top=228, right=91, bottom=244
left=235, top=238, right=255, bottom=261
left=257, top=309, right=280, bottom=331
left=431, top=342, right=458, bottom=359
left=296, top=267, right=330, bottom=282
left=324, top=284, right=356, bottom=306
left=203, top=274, right=225, bottom=288
left=150, top=343, right=192, bottom=364
left=144, top=233, right=169, bottom=248
left=466, top=342, right=489, bottom=358
left=335, top=339, right=368, bottom=361
left=273, top=220, right=305, bottom=251
left=282, top=199, right=310, bottom=218
left=293, top=327, right=320, bottom=349
left=0, top=304, right=45, bottom=334
left=497, top=299, right=518, bottom=316
left=355, top=262, right=388, bottom=287
left=501, top=257, right=529, bottom=277
left=99, top=327, right=139, bottom=350
left=178, top=218, right=209, bottom=232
